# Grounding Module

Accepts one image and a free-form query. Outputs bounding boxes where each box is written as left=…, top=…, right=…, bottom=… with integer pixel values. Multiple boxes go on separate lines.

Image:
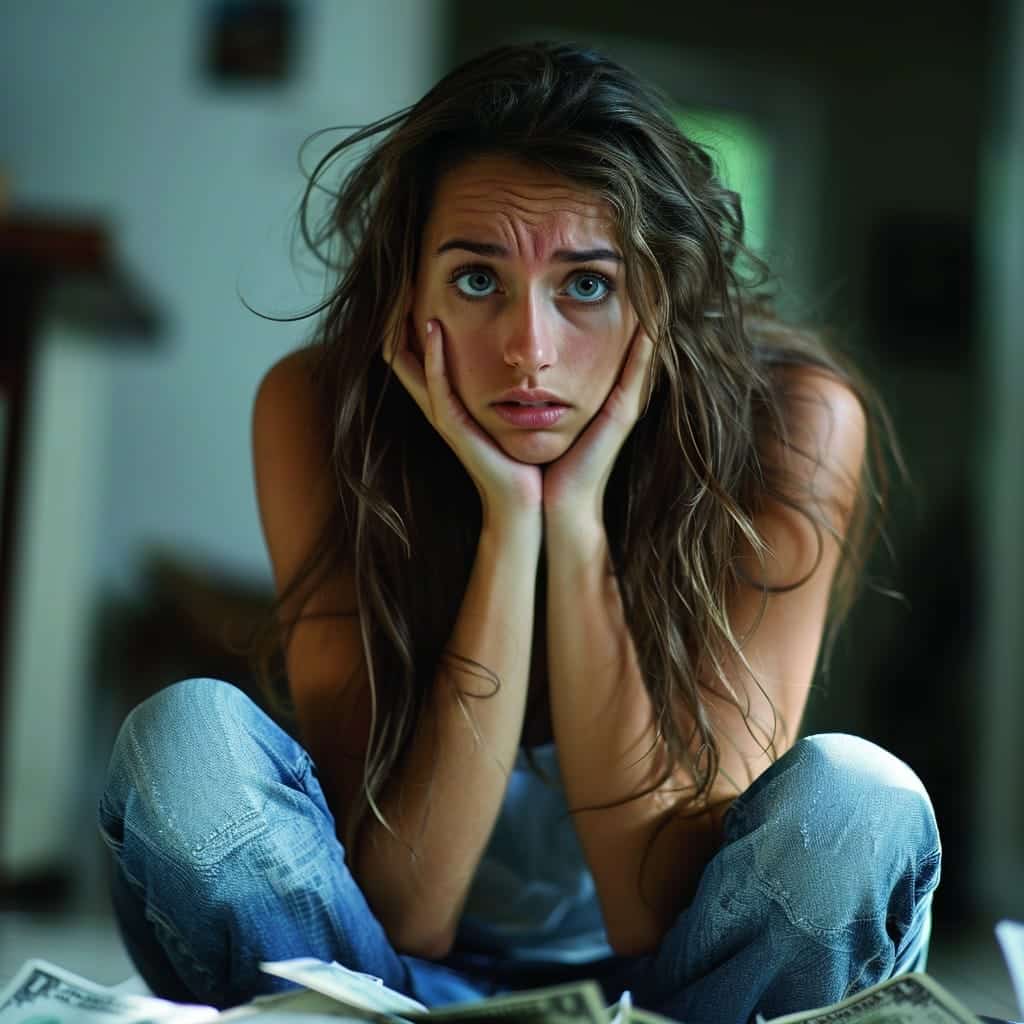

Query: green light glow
left=673, top=107, right=772, bottom=259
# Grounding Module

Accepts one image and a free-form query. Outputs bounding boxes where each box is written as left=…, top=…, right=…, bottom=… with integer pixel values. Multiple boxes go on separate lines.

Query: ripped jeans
left=98, top=679, right=941, bottom=1024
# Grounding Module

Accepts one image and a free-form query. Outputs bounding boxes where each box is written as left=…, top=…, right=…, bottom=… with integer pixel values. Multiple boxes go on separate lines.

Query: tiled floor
left=0, top=905, right=1019, bottom=1020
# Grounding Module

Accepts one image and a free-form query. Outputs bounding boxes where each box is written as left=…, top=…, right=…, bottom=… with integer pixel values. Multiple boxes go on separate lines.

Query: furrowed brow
left=435, top=238, right=622, bottom=263
left=552, top=247, right=622, bottom=264
left=435, top=239, right=508, bottom=258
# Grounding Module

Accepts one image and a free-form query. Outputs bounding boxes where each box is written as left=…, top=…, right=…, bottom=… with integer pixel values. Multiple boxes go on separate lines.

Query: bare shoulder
left=743, top=366, right=869, bottom=585
left=764, top=364, right=868, bottom=510
left=254, top=346, right=322, bottom=427
left=252, top=346, right=370, bottom=817
left=253, top=347, right=329, bottom=497
left=775, top=365, right=867, bottom=463
left=251, top=344, right=338, bottom=598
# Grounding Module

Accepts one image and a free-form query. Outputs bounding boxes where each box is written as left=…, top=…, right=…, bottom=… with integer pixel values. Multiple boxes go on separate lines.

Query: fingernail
left=425, top=320, right=434, bottom=335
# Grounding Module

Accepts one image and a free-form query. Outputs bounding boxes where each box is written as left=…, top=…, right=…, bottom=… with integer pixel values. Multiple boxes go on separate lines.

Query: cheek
left=419, top=289, right=493, bottom=371
left=410, top=294, right=477, bottom=367
left=414, top=300, right=489, bottom=391
left=411, top=277, right=486, bottom=341
left=564, top=325, right=628, bottom=382
left=437, top=288, right=494, bottom=330
left=571, top=349, right=631, bottom=417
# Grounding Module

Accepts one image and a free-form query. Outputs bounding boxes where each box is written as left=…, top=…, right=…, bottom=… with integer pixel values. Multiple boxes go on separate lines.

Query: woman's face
left=411, top=153, right=639, bottom=464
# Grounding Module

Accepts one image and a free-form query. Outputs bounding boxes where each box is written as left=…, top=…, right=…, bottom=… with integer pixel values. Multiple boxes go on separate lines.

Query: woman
left=99, top=41, right=941, bottom=1023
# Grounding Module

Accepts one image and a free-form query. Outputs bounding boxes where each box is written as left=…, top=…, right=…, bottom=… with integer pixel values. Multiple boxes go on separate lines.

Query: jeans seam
left=145, top=901, right=217, bottom=989
left=97, top=801, right=124, bottom=854
left=120, top=805, right=266, bottom=870
left=116, top=846, right=218, bottom=990
left=843, top=940, right=893, bottom=998
left=750, top=836, right=942, bottom=945
left=120, top=705, right=269, bottom=859
left=754, top=875, right=879, bottom=943
left=916, top=848, right=942, bottom=884
left=188, top=806, right=265, bottom=858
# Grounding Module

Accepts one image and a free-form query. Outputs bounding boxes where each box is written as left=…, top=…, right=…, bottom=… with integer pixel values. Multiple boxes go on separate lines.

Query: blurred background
left=0, top=0, right=1021, bottom=1017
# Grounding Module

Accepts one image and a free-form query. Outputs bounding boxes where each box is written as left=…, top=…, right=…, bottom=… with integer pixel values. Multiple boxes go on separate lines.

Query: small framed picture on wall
left=202, top=0, right=299, bottom=85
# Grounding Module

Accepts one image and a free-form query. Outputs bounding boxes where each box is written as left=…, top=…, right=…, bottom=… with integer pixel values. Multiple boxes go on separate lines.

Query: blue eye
left=453, top=268, right=497, bottom=298
left=566, top=273, right=611, bottom=303
left=447, top=264, right=614, bottom=305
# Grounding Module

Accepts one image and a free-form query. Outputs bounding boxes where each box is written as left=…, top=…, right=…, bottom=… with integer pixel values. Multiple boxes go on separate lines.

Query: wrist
left=543, top=515, right=609, bottom=571
left=480, top=509, right=543, bottom=550
left=542, top=485, right=607, bottom=539
left=543, top=506, right=604, bottom=545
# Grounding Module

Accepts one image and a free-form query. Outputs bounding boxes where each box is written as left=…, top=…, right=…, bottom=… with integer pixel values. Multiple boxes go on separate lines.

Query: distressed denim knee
left=101, top=678, right=322, bottom=874
left=643, top=732, right=941, bottom=1024
left=97, top=678, right=362, bottom=1005
left=724, top=733, right=942, bottom=993
left=98, top=678, right=487, bottom=1009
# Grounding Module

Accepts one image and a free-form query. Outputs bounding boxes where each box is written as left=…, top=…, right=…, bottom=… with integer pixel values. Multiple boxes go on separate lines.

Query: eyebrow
left=435, top=238, right=622, bottom=263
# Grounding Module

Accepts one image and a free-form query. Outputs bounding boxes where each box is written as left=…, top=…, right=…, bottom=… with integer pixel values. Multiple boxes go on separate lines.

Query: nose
left=502, top=293, right=557, bottom=375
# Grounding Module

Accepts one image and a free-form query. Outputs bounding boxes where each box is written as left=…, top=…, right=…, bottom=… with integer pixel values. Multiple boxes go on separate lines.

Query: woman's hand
left=383, top=314, right=544, bottom=527
left=542, top=323, right=656, bottom=528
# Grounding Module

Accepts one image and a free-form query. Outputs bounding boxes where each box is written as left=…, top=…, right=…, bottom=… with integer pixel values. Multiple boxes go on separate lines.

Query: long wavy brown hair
left=246, top=41, right=903, bottom=862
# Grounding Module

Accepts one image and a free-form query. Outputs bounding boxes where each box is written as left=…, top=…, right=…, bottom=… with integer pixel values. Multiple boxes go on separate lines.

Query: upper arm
left=702, top=369, right=868, bottom=794
left=251, top=348, right=371, bottom=820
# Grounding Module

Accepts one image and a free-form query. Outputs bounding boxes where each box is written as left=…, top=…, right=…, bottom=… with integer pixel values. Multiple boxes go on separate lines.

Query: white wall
left=0, top=0, right=447, bottom=875
left=4, top=0, right=446, bottom=597
left=1, top=327, right=112, bottom=873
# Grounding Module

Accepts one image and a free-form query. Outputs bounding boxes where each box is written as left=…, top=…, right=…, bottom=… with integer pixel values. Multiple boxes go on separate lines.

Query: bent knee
left=122, top=677, right=256, bottom=734
left=800, top=733, right=929, bottom=798
left=102, top=678, right=294, bottom=869
left=104, top=679, right=265, bottom=824
left=110, top=678, right=259, bottom=773
left=732, top=734, right=940, bottom=931
left=795, top=734, right=939, bottom=852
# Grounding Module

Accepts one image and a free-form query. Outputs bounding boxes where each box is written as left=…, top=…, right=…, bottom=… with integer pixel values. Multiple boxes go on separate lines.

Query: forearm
left=352, top=514, right=542, bottom=957
left=544, top=518, right=730, bottom=956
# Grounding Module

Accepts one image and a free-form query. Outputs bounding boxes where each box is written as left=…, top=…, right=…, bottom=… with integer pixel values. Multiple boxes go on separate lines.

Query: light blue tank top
left=456, top=743, right=615, bottom=963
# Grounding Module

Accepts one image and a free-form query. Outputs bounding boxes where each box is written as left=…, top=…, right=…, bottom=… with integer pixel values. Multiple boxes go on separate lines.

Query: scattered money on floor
left=0, top=954, right=991, bottom=1024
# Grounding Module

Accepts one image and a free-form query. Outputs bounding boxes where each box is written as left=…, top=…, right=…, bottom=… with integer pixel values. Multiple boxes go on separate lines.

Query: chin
left=496, top=432, right=572, bottom=464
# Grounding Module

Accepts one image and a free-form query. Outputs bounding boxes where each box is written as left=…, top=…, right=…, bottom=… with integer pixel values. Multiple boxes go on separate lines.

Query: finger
left=422, top=319, right=450, bottom=407
left=421, top=320, right=473, bottom=427
left=398, top=319, right=467, bottom=434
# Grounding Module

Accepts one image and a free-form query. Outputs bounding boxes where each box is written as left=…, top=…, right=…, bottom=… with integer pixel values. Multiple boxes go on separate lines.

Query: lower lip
left=492, top=403, right=569, bottom=427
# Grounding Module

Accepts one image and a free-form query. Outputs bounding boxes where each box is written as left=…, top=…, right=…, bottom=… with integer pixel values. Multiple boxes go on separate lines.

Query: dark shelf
left=0, top=212, right=162, bottom=869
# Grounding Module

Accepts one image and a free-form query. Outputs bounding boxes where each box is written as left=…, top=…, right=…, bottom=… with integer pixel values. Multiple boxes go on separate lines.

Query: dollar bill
left=0, top=955, right=991, bottom=1024
left=607, top=990, right=631, bottom=1024
left=416, top=981, right=608, bottom=1024
left=759, top=972, right=980, bottom=1024
left=607, top=991, right=681, bottom=1024
left=628, top=1009, right=677, bottom=1024
left=258, top=961, right=426, bottom=1022
left=260, top=961, right=607, bottom=1024
left=220, top=986, right=387, bottom=1023
left=0, top=959, right=216, bottom=1024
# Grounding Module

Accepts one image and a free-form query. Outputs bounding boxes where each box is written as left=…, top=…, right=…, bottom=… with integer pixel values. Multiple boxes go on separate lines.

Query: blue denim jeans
left=98, top=678, right=940, bottom=1023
